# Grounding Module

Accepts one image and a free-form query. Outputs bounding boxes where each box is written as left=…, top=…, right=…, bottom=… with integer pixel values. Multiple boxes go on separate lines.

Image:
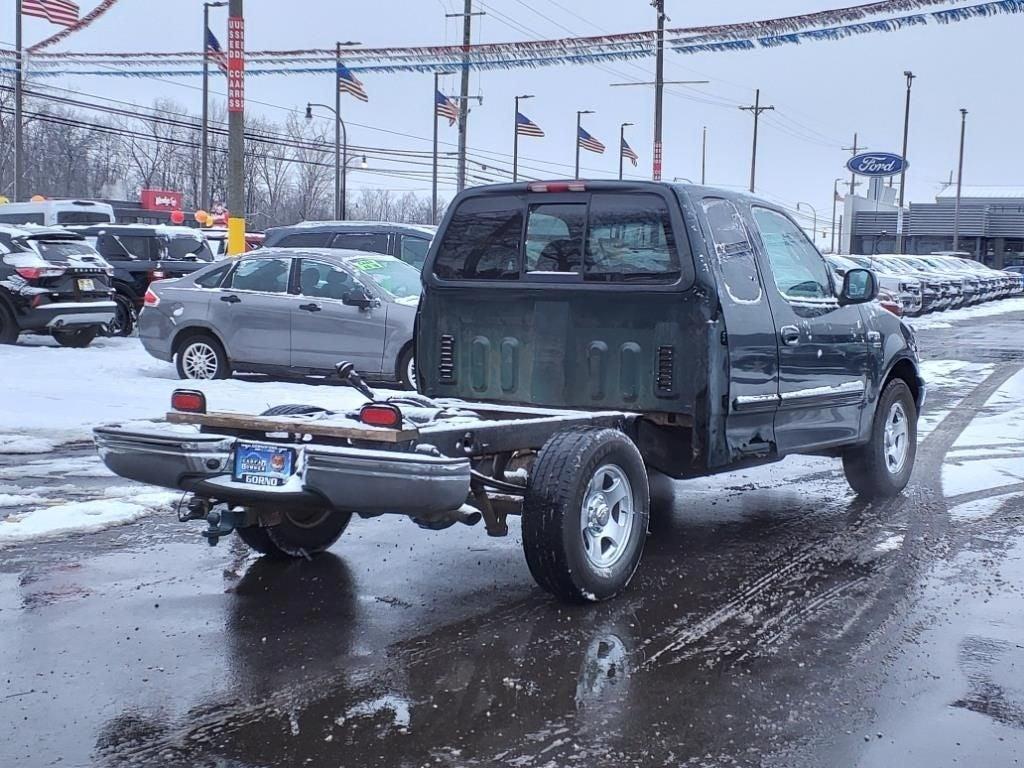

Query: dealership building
left=845, top=184, right=1024, bottom=268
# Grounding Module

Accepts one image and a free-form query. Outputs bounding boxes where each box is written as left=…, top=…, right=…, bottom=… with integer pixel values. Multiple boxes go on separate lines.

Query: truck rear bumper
left=94, top=423, right=471, bottom=516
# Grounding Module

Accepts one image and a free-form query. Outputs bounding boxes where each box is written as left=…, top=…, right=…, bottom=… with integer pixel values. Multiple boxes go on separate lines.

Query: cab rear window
left=433, top=192, right=684, bottom=284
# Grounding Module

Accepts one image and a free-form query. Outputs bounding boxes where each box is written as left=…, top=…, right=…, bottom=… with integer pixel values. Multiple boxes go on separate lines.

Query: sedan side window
left=227, top=258, right=291, bottom=293
left=297, top=260, right=363, bottom=301
left=751, top=207, right=832, bottom=300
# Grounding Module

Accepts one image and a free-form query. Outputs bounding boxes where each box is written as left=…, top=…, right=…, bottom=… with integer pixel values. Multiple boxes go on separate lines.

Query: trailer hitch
left=200, top=506, right=247, bottom=546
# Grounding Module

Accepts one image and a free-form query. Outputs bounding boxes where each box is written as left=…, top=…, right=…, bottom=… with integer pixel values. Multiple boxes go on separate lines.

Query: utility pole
left=447, top=1, right=483, bottom=193
left=838, top=213, right=844, bottom=255
left=739, top=89, right=773, bottom=194
left=513, top=93, right=534, bottom=183
left=897, top=70, right=915, bottom=254
left=652, top=0, right=665, bottom=181
left=14, top=0, right=24, bottom=201
left=842, top=132, right=863, bottom=200
left=831, top=177, right=842, bottom=254
left=201, top=2, right=227, bottom=213
left=226, top=0, right=245, bottom=255
left=700, top=126, right=707, bottom=185
left=953, top=108, right=968, bottom=253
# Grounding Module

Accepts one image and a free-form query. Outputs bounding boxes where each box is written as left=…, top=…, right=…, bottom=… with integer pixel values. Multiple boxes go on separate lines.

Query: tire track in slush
left=641, top=363, right=1023, bottom=669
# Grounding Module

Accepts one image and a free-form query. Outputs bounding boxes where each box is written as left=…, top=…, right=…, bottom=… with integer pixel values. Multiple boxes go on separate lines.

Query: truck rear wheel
left=235, top=525, right=287, bottom=557
left=522, top=428, right=649, bottom=603
left=264, top=509, right=352, bottom=558
left=842, top=378, right=917, bottom=499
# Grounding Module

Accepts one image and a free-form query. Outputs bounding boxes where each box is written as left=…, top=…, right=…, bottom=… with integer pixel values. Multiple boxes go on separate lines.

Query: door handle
left=220, top=294, right=241, bottom=304
left=780, top=325, right=800, bottom=346
left=298, top=303, right=322, bottom=313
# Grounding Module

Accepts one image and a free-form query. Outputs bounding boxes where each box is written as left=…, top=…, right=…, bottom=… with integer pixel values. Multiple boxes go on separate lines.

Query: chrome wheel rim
left=580, top=464, right=634, bottom=569
left=181, top=342, right=218, bottom=379
left=406, top=357, right=417, bottom=389
left=883, top=401, right=910, bottom=475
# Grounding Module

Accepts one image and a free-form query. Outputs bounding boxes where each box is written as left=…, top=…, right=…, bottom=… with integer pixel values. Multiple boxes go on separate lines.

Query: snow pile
left=908, top=296, right=1024, bottom=330
left=0, top=337, right=375, bottom=449
left=0, top=487, right=178, bottom=546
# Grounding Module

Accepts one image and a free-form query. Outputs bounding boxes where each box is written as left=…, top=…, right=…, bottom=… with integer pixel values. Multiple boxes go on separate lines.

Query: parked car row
left=828, top=252, right=1023, bottom=317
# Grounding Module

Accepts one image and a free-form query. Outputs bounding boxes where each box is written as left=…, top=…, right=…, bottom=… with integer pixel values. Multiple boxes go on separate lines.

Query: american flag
left=435, top=90, right=459, bottom=126
left=578, top=126, right=605, bottom=155
left=516, top=112, right=545, bottom=138
left=337, top=63, right=369, bottom=102
left=22, top=0, right=79, bottom=26
left=205, top=28, right=229, bottom=75
left=621, top=138, right=639, bottom=167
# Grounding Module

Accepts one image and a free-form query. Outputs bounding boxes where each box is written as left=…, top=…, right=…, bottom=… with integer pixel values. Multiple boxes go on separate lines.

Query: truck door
left=746, top=206, right=869, bottom=453
left=699, top=197, right=778, bottom=458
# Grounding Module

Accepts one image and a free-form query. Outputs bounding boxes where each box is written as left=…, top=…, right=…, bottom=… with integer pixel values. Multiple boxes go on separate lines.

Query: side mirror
left=342, top=290, right=379, bottom=309
left=840, top=268, right=878, bottom=305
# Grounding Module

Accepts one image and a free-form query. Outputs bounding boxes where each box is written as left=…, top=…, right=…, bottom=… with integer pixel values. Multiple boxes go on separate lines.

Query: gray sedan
left=139, top=248, right=420, bottom=387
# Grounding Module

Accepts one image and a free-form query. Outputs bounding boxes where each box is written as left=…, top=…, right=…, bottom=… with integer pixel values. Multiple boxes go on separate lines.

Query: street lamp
left=896, top=70, right=916, bottom=253
left=796, top=202, right=818, bottom=246
left=200, top=1, right=228, bottom=212
left=307, top=101, right=348, bottom=220
left=575, top=109, right=594, bottom=179
left=513, top=94, right=534, bottom=183
left=953, top=108, right=968, bottom=253
left=618, top=122, right=634, bottom=180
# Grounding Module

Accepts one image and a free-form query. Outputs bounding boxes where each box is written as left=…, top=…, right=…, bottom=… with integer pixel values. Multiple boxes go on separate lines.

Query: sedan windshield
left=348, top=255, right=421, bottom=300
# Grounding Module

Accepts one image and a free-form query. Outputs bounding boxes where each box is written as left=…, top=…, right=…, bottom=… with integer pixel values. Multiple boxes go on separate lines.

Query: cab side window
left=701, top=198, right=762, bottom=303
left=399, top=236, right=430, bottom=270
left=751, top=207, right=832, bottom=301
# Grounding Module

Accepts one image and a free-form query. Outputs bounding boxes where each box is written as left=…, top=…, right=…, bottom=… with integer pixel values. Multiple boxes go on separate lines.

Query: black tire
left=843, top=378, right=917, bottom=499
left=235, top=525, right=287, bottom=557
left=646, top=467, right=677, bottom=528
left=0, top=302, right=19, bottom=345
left=260, top=404, right=328, bottom=417
left=52, top=327, right=99, bottom=348
left=107, top=293, right=136, bottom=337
left=522, top=428, right=649, bottom=603
left=175, top=333, right=231, bottom=380
left=397, top=346, right=417, bottom=391
left=265, top=509, right=352, bottom=558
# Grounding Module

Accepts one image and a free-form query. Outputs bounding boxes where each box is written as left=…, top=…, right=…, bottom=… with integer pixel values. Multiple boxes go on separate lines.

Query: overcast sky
left=8, top=0, right=1022, bottom=237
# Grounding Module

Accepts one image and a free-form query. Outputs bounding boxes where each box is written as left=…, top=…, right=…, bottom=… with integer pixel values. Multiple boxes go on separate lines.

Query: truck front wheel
left=236, top=509, right=352, bottom=558
left=842, top=379, right=917, bottom=499
left=522, top=428, right=649, bottom=603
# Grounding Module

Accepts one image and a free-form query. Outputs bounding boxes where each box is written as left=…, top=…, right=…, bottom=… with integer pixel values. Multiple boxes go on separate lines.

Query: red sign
left=140, top=188, right=183, bottom=211
left=227, top=16, right=245, bottom=113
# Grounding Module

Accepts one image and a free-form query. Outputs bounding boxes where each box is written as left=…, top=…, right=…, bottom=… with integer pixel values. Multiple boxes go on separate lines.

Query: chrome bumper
left=93, top=423, right=471, bottom=516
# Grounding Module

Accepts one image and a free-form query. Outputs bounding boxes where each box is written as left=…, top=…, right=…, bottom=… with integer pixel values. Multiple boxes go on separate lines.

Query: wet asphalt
left=1, top=312, right=1023, bottom=768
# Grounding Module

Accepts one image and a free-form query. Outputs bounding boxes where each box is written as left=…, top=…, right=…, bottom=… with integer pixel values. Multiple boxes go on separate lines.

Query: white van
left=0, top=199, right=115, bottom=227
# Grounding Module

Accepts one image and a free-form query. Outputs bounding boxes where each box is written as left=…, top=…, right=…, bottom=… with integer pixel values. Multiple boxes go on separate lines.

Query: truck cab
left=418, top=181, right=924, bottom=479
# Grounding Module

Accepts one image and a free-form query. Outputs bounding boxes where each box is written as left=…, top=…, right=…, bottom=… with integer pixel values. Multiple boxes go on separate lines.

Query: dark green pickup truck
left=94, top=181, right=925, bottom=604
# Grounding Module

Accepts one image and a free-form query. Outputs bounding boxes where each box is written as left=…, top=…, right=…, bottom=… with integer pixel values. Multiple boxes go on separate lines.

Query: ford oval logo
left=846, top=152, right=907, bottom=177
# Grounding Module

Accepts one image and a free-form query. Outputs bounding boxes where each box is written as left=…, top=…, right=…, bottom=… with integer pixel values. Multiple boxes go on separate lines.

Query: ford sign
left=846, top=152, right=907, bottom=177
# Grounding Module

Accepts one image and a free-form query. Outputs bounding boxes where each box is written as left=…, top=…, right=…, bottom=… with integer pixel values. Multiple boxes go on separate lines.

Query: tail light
left=144, top=287, right=160, bottom=307
left=15, top=266, right=65, bottom=280
left=150, top=270, right=168, bottom=280
left=171, top=389, right=206, bottom=413
left=528, top=181, right=586, bottom=193
left=359, top=403, right=402, bottom=428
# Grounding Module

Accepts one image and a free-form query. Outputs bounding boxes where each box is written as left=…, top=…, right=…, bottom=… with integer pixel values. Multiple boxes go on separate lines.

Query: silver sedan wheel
left=181, top=342, right=219, bottom=380
left=883, top=401, right=910, bottom=475
left=580, top=464, right=635, bottom=569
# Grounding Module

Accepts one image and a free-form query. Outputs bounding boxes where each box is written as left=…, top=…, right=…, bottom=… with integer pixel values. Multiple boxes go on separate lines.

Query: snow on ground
left=0, top=489, right=179, bottom=547
left=942, top=367, right=1024, bottom=500
left=0, top=336, right=378, bottom=447
left=907, top=295, right=1024, bottom=330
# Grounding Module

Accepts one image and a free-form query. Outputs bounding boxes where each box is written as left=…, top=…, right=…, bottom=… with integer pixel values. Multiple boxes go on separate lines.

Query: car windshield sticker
left=354, top=258, right=383, bottom=271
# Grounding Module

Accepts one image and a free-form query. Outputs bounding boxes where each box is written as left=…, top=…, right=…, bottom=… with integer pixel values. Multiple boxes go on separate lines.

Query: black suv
left=0, top=225, right=116, bottom=347
left=68, top=224, right=216, bottom=336
left=263, top=221, right=435, bottom=270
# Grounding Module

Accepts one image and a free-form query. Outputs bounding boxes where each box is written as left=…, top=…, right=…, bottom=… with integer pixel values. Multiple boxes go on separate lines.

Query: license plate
left=232, top=442, right=296, bottom=487
left=77, top=278, right=95, bottom=292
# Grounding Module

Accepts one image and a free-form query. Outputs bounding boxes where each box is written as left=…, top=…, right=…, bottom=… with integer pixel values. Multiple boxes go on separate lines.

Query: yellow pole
left=227, top=216, right=246, bottom=256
